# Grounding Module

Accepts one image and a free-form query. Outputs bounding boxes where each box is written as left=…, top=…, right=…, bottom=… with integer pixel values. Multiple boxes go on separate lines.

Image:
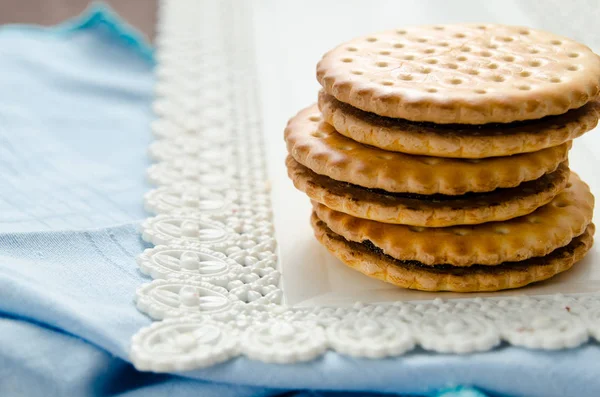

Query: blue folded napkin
left=0, top=4, right=599, bottom=397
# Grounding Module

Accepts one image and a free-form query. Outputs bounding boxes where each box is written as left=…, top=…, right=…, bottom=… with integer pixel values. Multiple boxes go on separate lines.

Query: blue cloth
left=0, top=4, right=599, bottom=397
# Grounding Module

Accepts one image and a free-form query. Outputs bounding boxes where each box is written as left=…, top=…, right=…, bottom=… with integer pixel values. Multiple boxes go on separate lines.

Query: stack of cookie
left=285, top=24, right=600, bottom=292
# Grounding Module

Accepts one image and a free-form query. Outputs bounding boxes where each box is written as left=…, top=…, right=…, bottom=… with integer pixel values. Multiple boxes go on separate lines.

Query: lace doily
left=130, top=0, right=600, bottom=371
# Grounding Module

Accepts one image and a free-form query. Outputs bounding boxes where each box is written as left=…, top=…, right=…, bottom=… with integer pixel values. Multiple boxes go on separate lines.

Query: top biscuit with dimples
left=316, top=24, right=600, bottom=124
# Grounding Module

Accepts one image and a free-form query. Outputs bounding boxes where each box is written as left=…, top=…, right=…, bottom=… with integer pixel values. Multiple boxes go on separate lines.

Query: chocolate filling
left=325, top=92, right=598, bottom=136
left=340, top=177, right=557, bottom=203
left=291, top=154, right=568, bottom=206
left=357, top=233, right=584, bottom=275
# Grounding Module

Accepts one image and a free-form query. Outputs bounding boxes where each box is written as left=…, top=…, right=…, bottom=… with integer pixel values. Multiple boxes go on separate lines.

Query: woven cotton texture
left=0, top=3, right=599, bottom=397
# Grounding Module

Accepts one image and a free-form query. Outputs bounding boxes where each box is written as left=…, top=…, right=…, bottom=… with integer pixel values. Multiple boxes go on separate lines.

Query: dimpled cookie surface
left=317, top=24, right=600, bottom=124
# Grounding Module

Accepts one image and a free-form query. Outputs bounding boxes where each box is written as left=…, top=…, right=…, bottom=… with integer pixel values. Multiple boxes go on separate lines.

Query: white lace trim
left=130, top=0, right=600, bottom=371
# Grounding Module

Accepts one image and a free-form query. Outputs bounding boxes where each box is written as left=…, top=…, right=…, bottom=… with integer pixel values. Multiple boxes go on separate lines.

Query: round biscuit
left=287, top=156, right=570, bottom=226
left=317, top=24, right=600, bottom=124
left=319, top=91, right=600, bottom=158
left=312, top=213, right=594, bottom=292
left=285, top=105, right=571, bottom=195
left=313, top=173, right=594, bottom=266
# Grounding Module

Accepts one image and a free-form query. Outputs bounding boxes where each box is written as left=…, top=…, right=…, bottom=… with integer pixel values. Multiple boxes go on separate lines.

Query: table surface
left=0, top=0, right=156, bottom=40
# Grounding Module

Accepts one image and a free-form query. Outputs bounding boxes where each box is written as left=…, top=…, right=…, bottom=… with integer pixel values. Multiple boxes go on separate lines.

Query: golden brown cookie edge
left=311, top=212, right=594, bottom=292
left=312, top=172, right=595, bottom=266
left=319, top=91, right=600, bottom=158
left=287, top=156, right=570, bottom=226
left=285, top=104, right=571, bottom=195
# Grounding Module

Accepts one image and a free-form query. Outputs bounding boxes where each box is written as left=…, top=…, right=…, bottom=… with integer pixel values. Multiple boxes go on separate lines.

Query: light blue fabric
left=0, top=4, right=599, bottom=397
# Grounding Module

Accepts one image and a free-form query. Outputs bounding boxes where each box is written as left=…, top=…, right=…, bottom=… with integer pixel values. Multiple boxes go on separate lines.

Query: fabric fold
left=0, top=3, right=597, bottom=397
